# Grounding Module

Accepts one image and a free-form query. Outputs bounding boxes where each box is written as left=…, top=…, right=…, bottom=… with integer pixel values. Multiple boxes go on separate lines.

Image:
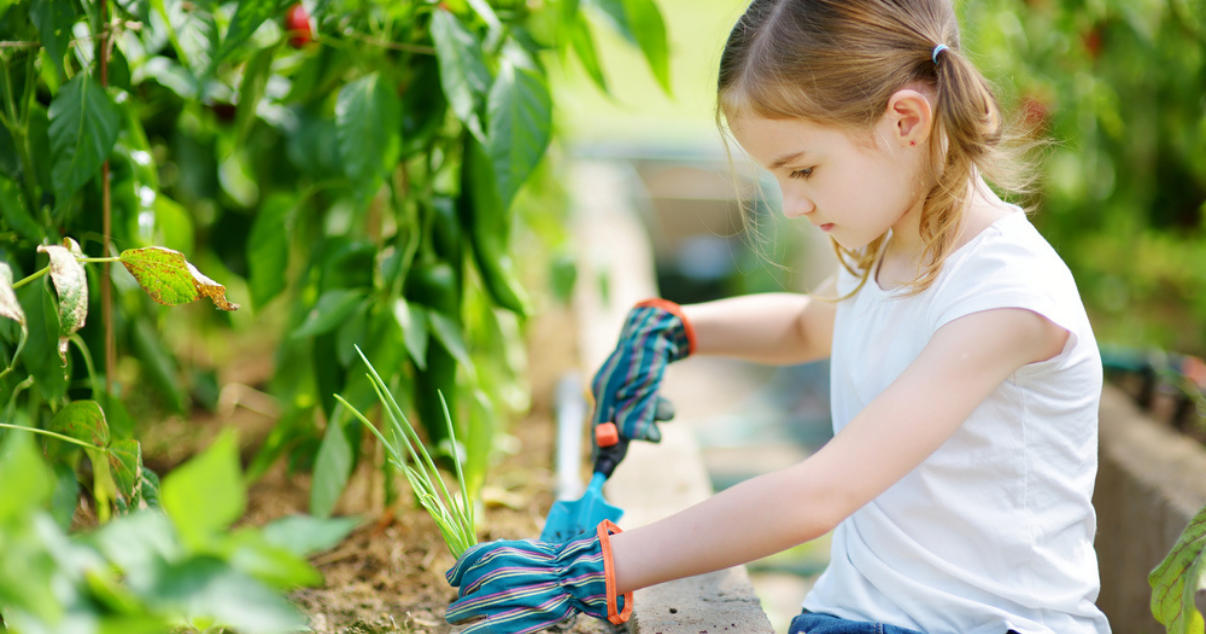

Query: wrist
left=596, top=519, right=633, bottom=624
left=634, top=298, right=697, bottom=357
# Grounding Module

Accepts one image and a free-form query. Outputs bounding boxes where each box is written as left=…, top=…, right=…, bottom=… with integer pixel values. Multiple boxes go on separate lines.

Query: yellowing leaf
left=37, top=237, right=88, bottom=365
left=1151, top=504, right=1206, bottom=633
left=0, top=262, right=26, bottom=328
left=119, top=247, right=240, bottom=311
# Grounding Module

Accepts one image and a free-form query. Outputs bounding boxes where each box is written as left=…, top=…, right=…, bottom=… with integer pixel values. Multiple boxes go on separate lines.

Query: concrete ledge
left=1094, top=385, right=1206, bottom=633
left=571, top=160, right=775, bottom=634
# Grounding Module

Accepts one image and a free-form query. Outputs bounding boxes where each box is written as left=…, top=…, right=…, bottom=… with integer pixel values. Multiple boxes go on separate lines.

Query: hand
left=445, top=521, right=632, bottom=634
left=591, top=299, right=695, bottom=443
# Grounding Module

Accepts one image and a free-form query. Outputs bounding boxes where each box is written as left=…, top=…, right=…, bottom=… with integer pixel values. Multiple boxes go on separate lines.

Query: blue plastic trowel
left=540, top=421, right=629, bottom=543
left=540, top=375, right=628, bottom=543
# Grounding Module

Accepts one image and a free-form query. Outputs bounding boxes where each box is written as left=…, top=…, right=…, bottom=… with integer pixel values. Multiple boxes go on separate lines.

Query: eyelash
left=788, top=167, right=814, bottom=180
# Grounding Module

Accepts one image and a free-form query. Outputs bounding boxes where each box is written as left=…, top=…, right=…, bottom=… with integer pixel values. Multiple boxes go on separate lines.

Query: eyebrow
left=769, top=150, right=809, bottom=170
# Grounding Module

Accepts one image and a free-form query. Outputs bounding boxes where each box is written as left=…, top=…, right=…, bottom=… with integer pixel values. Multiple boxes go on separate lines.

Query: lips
left=818, top=223, right=834, bottom=232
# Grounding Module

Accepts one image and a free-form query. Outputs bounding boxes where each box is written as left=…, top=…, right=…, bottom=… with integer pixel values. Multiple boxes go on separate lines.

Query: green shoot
left=334, top=345, right=476, bottom=558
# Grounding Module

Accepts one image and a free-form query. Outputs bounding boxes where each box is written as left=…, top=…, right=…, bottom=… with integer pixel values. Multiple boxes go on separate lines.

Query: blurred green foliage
left=962, top=0, right=1206, bottom=354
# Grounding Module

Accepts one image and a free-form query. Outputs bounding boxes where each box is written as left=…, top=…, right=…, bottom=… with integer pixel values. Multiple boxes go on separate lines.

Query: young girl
left=443, top=0, right=1111, bottom=632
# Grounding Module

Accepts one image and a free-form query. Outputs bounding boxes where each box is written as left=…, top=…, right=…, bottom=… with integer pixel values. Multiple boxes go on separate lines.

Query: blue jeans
left=788, top=612, right=926, bottom=634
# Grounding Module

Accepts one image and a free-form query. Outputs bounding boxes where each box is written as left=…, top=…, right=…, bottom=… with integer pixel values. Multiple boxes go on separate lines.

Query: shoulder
left=928, top=211, right=1091, bottom=344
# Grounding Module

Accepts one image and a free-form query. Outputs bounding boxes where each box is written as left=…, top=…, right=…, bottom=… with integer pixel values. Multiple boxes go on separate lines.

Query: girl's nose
left=781, top=192, right=815, bottom=219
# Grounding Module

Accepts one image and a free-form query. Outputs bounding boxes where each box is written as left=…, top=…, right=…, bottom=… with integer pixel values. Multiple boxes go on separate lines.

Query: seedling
left=336, top=346, right=476, bottom=558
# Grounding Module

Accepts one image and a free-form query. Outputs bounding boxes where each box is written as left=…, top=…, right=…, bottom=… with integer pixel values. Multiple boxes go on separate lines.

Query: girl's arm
left=609, top=306, right=1069, bottom=592
left=680, top=275, right=838, bottom=365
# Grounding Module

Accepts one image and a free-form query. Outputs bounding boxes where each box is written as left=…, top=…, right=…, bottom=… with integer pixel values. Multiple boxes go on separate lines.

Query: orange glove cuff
left=597, top=519, right=634, bottom=624
left=635, top=298, right=696, bottom=356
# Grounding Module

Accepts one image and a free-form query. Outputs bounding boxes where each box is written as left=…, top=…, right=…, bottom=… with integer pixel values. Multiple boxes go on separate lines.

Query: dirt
left=234, top=305, right=622, bottom=634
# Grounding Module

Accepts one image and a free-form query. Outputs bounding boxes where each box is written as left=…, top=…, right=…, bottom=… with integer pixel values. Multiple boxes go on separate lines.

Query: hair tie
left=932, top=44, right=949, bottom=65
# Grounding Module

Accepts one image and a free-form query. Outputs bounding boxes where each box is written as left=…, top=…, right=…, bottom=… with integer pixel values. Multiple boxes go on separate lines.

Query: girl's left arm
left=609, top=307, right=1069, bottom=593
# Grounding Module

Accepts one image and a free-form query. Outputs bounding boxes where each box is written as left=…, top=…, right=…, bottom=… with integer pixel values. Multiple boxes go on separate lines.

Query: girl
left=444, top=0, right=1111, bottom=632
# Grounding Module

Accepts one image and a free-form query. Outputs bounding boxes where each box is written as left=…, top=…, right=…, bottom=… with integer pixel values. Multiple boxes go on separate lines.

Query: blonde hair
left=717, top=0, right=1039, bottom=296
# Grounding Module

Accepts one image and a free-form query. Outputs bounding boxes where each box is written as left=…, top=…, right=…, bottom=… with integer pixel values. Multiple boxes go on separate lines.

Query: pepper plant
left=173, top=0, right=673, bottom=517
left=2, top=0, right=671, bottom=521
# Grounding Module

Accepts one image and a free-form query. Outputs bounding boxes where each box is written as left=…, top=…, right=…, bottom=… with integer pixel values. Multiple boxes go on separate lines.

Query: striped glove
left=444, top=521, right=632, bottom=634
left=591, top=298, right=695, bottom=443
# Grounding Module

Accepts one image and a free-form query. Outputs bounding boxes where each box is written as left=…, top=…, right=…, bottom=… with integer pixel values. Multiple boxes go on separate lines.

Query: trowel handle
left=593, top=422, right=630, bottom=480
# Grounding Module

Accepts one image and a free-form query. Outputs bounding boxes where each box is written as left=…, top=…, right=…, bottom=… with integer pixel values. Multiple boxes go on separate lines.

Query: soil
left=233, top=305, right=620, bottom=634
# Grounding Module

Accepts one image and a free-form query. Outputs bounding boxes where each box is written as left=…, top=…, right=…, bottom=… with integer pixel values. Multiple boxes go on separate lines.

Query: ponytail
left=719, top=0, right=1040, bottom=296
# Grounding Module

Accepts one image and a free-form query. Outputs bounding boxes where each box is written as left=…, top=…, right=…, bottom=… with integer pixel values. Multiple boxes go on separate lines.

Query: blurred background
left=0, top=0, right=1203, bottom=631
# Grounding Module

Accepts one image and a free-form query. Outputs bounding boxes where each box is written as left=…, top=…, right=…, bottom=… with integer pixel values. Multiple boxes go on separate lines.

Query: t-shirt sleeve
left=928, top=233, right=1083, bottom=352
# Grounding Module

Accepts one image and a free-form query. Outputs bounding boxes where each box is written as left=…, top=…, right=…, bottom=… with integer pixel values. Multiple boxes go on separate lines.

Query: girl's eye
left=788, top=167, right=814, bottom=180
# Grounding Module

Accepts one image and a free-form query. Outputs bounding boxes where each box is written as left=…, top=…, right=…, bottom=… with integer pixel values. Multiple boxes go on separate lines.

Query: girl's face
left=729, top=112, right=927, bottom=251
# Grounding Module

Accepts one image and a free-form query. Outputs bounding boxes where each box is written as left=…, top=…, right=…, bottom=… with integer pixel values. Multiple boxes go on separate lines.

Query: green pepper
left=407, top=260, right=460, bottom=446
left=457, top=135, right=533, bottom=317
left=400, top=56, right=448, bottom=160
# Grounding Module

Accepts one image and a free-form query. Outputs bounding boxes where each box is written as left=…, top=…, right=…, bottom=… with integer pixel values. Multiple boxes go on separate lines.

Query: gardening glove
left=591, top=298, right=695, bottom=443
left=445, top=520, right=632, bottom=634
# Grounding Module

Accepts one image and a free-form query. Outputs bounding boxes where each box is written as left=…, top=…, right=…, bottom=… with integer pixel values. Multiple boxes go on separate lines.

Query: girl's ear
left=885, top=88, right=934, bottom=147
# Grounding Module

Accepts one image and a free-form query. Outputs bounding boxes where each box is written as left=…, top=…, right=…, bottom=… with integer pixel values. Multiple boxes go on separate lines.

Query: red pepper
left=285, top=3, right=313, bottom=48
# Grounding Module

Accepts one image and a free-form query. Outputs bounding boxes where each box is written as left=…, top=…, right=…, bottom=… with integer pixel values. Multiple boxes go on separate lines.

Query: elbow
left=782, top=465, right=855, bottom=541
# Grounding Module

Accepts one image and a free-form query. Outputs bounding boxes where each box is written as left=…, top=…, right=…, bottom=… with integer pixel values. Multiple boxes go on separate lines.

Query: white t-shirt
left=801, top=211, right=1111, bottom=634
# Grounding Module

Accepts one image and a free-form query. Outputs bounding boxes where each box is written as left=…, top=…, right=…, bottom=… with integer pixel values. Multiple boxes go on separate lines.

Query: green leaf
left=431, top=8, right=491, bottom=137
left=0, top=430, right=54, bottom=523
left=161, top=430, right=246, bottom=551
left=292, top=289, right=368, bottom=339
left=235, top=43, right=277, bottom=144
left=585, top=0, right=635, bottom=43
left=261, top=514, right=361, bottom=558
left=145, top=557, right=307, bottom=633
left=393, top=297, right=429, bottom=370
left=214, top=0, right=284, bottom=69
left=223, top=530, right=323, bottom=589
left=89, top=510, right=182, bottom=593
left=119, top=246, right=241, bottom=310
left=0, top=172, right=45, bottom=244
left=36, top=237, right=88, bottom=365
left=46, top=400, right=111, bottom=448
left=336, top=72, right=402, bottom=197
left=247, top=194, right=296, bottom=309
left=428, top=310, right=472, bottom=370
left=569, top=13, right=609, bottom=94
left=1152, top=503, right=1206, bottom=633
left=48, top=72, right=121, bottom=206
left=108, top=439, right=144, bottom=511
left=619, top=0, right=671, bottom=95
left=18, top=281, right=66, bottom=401
left=31, top=0, right=74, bottom=81
left=310, top=405, right=353, bottom=518
left=487, top=60, right=553, bottom=212
left=49, top=462, right=79, bottom=529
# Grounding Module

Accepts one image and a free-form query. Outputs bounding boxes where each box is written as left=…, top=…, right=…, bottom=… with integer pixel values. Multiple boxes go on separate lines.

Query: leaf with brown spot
left=46, top=400, right=110, bottom=449
left=37, top=237, right=88, bottom=365
left=108, top=438, right=143, bottom=512
left=119, top=247, right=240, bottom=311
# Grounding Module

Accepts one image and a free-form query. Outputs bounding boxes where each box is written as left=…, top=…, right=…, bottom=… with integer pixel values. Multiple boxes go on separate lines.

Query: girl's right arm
left=680, top=275, right=837, bottom=365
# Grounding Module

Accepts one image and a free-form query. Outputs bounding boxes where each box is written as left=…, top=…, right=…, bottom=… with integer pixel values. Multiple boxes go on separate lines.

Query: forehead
left=727, top=114, right=870, bottom=167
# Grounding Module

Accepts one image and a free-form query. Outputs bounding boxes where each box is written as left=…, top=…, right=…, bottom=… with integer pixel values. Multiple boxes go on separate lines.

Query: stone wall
left=1095, top=386, right=1206, bottom=632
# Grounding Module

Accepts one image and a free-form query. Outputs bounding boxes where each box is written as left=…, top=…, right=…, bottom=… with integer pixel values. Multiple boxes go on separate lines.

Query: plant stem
left=0, top=423, right=105, bottom=451
left=70, top=334, right=101, bottom=399
left=1, top=51, right=37, bottom=207
left=12, top=265, right=49, bottom=289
